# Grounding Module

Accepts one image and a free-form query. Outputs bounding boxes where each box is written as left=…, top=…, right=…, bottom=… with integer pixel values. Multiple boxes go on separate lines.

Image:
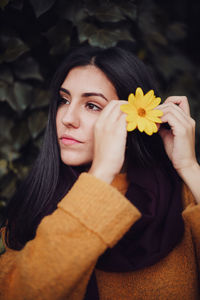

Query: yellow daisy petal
left=146, top=109, right=163, bottom=123
left=125, top=87, right=162, bottom=136
left=128, top=93, right=135, bottom=105
left=152, top=122, right=158, bottom=132
left=146, top=97, right=161, bottom=110
left=134, top=87, right=144, bottom=108
left=149, top=109, right=163, bottom=117
left=120, top=104, right=136, bottom=114
left=137, top=117, right=146, bottom=132
left=127, top=121, right=137, bottom=131
left=144, top=127, right=153, bottom=135
left=136, top=87, right=144, bottom=98
left=142, top=90, right=154, bottom=106
left=145, top=119, right=158, bottom=135
left=146, top=115, right=162, bottom=123
left=126, top=113, right=137, bottom=122
left=144, top=122, right=153, bottom=135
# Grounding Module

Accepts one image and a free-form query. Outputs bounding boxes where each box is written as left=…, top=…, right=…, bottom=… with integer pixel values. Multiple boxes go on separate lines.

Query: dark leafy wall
left=0, top=0, right=200, bottom=218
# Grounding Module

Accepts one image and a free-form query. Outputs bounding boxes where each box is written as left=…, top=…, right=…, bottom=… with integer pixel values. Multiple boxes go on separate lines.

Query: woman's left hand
left=157, top=96, right=197, bottom=174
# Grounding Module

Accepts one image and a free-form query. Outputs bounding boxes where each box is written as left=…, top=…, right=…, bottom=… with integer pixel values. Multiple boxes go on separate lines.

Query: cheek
left=84, top=116, right=97, bottom=143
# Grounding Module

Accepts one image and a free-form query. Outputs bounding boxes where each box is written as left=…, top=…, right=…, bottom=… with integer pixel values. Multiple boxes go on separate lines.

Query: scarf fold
left=84, top=165, right=184, bottom=300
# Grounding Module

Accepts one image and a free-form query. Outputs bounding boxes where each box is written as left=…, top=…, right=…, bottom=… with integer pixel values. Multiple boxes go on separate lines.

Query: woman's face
left=56, top=65, right=119, bottom=166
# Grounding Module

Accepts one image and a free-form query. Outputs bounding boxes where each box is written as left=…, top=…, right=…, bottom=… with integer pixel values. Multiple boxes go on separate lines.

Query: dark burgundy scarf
left=84, top=164, right=184, bottom=299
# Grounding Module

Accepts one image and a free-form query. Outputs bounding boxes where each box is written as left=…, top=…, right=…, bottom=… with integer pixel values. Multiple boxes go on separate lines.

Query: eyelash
left=86, top=103, right=102, bottom=111
left=58, top=97, right=69, bottom=106
left=58, top=97, right=102, bottom=112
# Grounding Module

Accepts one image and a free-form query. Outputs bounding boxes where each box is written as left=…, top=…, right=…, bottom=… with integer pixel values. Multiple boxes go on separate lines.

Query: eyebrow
left=59, top=87, right=108, bottom=102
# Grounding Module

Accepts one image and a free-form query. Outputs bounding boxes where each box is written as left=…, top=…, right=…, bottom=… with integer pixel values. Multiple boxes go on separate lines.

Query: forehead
left=61, top=65, right=118, bottom=98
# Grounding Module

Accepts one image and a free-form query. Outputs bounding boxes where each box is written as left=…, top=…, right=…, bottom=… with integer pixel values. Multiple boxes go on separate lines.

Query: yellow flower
left=120, top=87, right=163, bottom=135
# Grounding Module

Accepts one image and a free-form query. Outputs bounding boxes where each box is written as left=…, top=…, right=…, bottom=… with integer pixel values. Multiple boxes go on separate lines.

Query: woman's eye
left=58, top=97, right=70, bottom=106
left=86, top=102, right=102, bottom=111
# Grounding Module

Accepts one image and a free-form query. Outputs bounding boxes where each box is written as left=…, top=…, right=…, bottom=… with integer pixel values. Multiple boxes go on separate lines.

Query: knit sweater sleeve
left=182, top=184, right=200, bottom=273
left=0, top=173, right=141, bottom=300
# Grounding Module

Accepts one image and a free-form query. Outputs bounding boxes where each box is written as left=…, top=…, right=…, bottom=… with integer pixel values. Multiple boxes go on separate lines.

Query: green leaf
left=89, top=28, right=134, bottom=48
left=0, top=80, right=16, bottom=111
left=10, top=120, right=30, bottom=151
left=84, top=0, right=100, bottom=12
left=77, top=22, right=97, bottom=43
left=31, top=88, right=50, bottom=109
left=10, top=0, right=24, bottom=10
left=0, top=36, right=29, bottom=63
left=156, top=54, right=194, bottom=81
left=50, top=35, right=70, bottom=55
left=28, top=110, right=48, bottom=139
left=0, top=175, right=17, bottom=199
left=0, top=65, right=13, bottom=84
left=12, top=161, right=29, bottom=180
left=0, top=80, right=10, bottom=102
left=148, top=31, right=168, bottom=46
left=166, top=22, right=187, bottom=41
left=0, top=160, right=8, bottom=178
left=33, top=134, right=44, bottom=150
left=138, top=2, right=158, bottom=35
left=0, top=144, right=20, bottom=161
left=91, top=5, right=125, bottom=23
left=13, top=57, right=43, bottom=81
left=0, top=116, right=14, bottom=142
left=44, top=22, right=71, bottom=55
left=13, top=82, right=33, bottom=111
left=56, top=0, right=86, bottom=24
left=0, top=0, right=10, bottom=10
left=78, top=22, right=134, bottom=47
left=29, top=0, right=56, bottom=18
left=118, top=2, right=137, bottom=21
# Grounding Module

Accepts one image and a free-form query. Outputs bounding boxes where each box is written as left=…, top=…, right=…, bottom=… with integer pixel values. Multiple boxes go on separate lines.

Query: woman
left=0, top=44, right=199, bottom=299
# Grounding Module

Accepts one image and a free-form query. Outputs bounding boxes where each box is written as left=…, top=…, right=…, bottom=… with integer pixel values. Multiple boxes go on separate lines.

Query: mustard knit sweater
left=0, top=173, right=199, bottom=300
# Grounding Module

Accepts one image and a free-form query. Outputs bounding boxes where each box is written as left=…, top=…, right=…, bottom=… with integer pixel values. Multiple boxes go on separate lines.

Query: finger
left=159, top=102, right=193, bottom=126
left=107, top=102, right=125, bottom=123
left=117, top=113, right=127, bottom=130
left=162, top=96, right=190, bottom=116
left=159, top=102, right=188, bottom=121
left=97, top=100, right=124, bottom=126
left=98, top=100, right=119, bottom=121
left=118, top=100, right=130, bottom=105
left=160, top=111, right=191, bottom=136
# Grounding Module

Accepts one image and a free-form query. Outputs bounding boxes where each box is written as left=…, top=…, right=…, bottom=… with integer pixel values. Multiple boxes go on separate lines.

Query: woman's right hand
left=88, top=100, right=128, bottom=184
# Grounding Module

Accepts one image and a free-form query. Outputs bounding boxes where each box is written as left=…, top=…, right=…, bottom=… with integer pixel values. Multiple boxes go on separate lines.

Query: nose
left=61, top=103, right=80, bottom=128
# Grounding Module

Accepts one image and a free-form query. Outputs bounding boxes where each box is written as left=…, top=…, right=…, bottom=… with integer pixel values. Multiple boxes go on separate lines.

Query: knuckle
left=166, top=102, right=175, bottom=110
left=110, top=99, right=118, bottom=105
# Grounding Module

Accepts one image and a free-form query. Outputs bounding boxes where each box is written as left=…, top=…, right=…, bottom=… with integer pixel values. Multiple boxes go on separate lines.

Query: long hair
left=3, top=42, right=171, bottom=250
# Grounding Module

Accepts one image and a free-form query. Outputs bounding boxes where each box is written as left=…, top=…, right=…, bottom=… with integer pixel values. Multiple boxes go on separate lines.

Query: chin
left=60, top=153, right=92, bottom=167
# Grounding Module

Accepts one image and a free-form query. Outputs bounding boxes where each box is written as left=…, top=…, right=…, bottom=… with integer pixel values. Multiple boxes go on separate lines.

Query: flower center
left=138, top=107, right=146, bottom=117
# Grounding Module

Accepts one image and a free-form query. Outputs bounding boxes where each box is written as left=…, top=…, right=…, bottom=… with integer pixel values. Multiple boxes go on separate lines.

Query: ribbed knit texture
left=95, top=182, right=200, bottom=299
left=58, top=173, right=140, bottom=248
left=0, top=173, right=199, bottom=299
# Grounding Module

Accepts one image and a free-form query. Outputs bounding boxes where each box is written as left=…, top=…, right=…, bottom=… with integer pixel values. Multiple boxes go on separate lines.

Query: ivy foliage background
left=0, top=0, right=200, bottom=219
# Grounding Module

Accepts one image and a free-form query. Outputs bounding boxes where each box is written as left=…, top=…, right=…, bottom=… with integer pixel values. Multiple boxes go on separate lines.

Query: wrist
left=178, top=161, right=200, bottom=204
left=88, top=166, right=115, bottom=184
left=177, top=161, right=200, bottom=179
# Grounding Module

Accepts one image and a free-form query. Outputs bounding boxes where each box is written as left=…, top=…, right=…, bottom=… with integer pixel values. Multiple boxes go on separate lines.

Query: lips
left=60, top=134, right=82, bottom=145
